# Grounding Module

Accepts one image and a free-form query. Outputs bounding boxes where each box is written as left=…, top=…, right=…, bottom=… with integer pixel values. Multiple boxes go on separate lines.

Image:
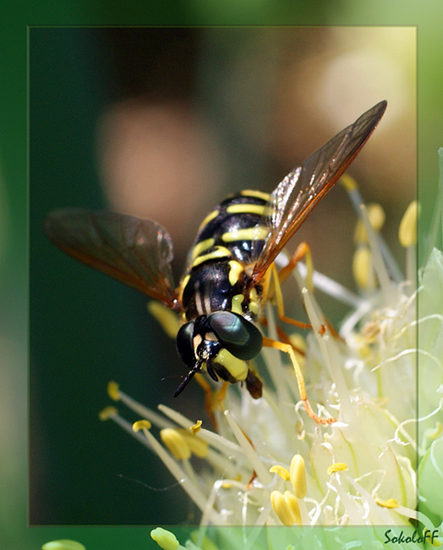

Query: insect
left=44, top=100, right=387, bottom=424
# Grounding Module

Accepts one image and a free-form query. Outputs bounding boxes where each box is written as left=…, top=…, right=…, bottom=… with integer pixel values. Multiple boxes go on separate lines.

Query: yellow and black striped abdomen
left=192, top=190, right=270, bottom=265
left=180, top=190, right=270, bottom=321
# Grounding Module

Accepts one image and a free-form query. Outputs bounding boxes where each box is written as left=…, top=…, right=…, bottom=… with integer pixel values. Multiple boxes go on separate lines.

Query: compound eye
left=176, top=322, right=195, bottom=368
left=208, top=311, right=262, bottom=361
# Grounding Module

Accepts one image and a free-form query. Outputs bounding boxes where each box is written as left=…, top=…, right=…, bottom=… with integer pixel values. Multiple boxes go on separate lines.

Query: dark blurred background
left=28, top=27, right=415, bottom=525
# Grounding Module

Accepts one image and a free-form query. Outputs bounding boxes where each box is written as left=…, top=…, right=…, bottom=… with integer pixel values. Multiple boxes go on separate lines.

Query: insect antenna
left=173, top=360, right=203, bottom=397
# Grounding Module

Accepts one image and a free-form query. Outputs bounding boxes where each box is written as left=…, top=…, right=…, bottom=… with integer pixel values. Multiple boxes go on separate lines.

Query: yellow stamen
left=42, top=541, right=86, bottom=550
left=98, top=406, right=117, bottom=421
left=340, top=173, right=358, bottom=192
left=177, top=428, right=209, bottom=458
left=132, top=419, right=152, bottom=432
left=190, top=420, right=202, bottom=435
left=399, top=200, right=419, bottom=247
left=327, top=462, right=348, bottom=475
left=150, top=527, right=180, bottom=550
left=148, top=301, right=180, bottom=339
left=160, top=428, right=191, bottom=460
left=269, top=465, right=290, bottom=481
left=353, top=246, right=375, bottom=290
left=107, top=380, right=120, bottom=401
left=375, top=497, right=399, bottom=509
left=354, top=203, right=385, bottom=244
left=290, top=454, right=307, bottom=499
left=270, top=490, right=301, bottom=526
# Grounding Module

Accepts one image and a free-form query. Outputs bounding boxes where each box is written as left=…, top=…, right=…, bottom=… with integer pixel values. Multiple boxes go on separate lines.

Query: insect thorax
left=179, top=190, right=270, bottom=321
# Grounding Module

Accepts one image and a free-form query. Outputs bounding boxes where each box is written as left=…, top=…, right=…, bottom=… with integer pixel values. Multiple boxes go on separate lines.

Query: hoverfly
left=44, top=100, right=387, bottom=424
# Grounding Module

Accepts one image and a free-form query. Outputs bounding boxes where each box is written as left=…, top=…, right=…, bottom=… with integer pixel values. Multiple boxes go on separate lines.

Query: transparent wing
left=251, top=100, right=387, bottom=283
left=44, top=209, right=179, bottom=308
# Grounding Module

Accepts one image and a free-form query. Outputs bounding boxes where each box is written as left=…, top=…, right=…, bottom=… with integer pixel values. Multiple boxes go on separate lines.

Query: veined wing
left=44, top=209, right=179, bottom=309
left=251, top=100, right=387, bottom=283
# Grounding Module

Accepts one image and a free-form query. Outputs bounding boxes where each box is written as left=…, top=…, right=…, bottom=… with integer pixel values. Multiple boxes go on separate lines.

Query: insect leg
left=270, top=261, right=313, bottom=330
left=278, top=242, right=313, bottom=292
left=262, top=336, right=337, bottom=425
left=277, top=246, right=343, bottom=339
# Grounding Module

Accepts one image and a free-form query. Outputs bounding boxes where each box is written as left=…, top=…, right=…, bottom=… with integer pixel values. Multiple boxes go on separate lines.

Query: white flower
left=100, top=169, right=443, bottom=547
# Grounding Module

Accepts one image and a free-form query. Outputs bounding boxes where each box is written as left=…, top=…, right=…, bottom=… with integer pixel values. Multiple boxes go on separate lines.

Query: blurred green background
left=2, top=1, right=442, bottom=549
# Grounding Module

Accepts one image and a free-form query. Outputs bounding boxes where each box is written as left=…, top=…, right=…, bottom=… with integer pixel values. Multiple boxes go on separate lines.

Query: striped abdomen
left=180, top=190, right=270, bottom=321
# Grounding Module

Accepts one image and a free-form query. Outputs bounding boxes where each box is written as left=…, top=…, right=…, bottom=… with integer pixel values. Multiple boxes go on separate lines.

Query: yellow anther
left=353, top=246, right=375, bottom=290
left=290, top=454, right=307, bottom=499
left=150, top=527, right=180, bottom=550
left=132, top=419, right=152, bottom=432
left=98, top=406, right=117, bottom=421
left=107, top=381, right=120, bottom=401
left=367, top=203, right=385, bottom=232
left=399, top=200, right=419, bottom=248
left=340, top=173, right=358, bottom=192
left=354, top=203, right=385, bottom=244
left=269, top=465, right=290, bottom=481
left=375, top=497, right=399, bottom=509
left=160, top=429, right=191, bottom=460
left=190, top=530, right=219, bottom=550
left=327, top=462, right=348, bottom=475
left=177, top=428, right=209, bottom=458
left=148, top=302, right=180, bottom=339
left=42, top=541, right=86, bottom=550
left=190, top=420, right=202, bottom=435
left=270, top=490, right=302, bottom=526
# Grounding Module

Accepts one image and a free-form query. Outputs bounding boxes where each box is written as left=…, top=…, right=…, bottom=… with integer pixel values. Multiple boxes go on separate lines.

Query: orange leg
left=278, top=241, right=313, bottom=291
left=270, top=262, right=313, bottom=330
left=262, top=336, right=337, bottom=425
left=216, top=381, right=229, bottom=412
left=272, top=245, right=331, bottom=335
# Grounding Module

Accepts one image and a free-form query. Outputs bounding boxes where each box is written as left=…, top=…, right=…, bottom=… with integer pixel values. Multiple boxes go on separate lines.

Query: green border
left=2, top=1, right=442, bottom=548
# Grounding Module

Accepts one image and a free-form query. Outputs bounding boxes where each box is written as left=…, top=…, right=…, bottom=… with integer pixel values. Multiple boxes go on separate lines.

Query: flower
left=100, top=168, right=443, bottom=546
